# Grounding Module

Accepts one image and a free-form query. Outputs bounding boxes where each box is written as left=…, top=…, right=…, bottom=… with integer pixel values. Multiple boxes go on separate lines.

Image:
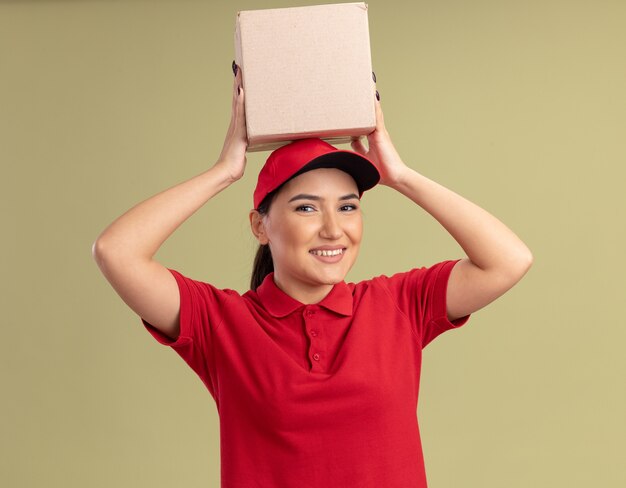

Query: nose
left=320, top=211, right=343, bottom=240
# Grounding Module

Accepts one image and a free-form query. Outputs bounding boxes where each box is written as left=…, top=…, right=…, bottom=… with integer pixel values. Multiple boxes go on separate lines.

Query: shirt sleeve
left=140, top=268, right=234, bottom=399
left=380, top=259, right=471, bottom=349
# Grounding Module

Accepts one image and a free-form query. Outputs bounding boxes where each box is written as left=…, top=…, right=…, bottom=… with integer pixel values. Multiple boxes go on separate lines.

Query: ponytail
left=251, top=244, right=273, bottom=290
left=250, top=190, right=278, bottom=290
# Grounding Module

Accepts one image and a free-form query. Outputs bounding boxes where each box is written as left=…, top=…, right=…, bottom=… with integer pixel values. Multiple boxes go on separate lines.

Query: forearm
left=93, top=161, right=235, bottom=261
left=391, top=166, right=533, bottom=272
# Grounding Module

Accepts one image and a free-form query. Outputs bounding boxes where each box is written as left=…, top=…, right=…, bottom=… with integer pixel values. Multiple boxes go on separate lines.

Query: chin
left=313, top=268, right=350, bottom=285
left=319, top=276, right=343, bottom=286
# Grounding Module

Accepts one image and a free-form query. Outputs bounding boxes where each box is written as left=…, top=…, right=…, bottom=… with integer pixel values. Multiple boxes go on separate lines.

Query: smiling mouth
left=308, top=248, right=345, bottom=257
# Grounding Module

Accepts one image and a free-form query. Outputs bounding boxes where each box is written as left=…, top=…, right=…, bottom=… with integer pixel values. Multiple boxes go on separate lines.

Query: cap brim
left=291, top=150, right=380, bottom=195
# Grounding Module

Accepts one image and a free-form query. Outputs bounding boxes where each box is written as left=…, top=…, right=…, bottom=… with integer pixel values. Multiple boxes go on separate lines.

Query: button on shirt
left=142, top=259, right=471, bottom=488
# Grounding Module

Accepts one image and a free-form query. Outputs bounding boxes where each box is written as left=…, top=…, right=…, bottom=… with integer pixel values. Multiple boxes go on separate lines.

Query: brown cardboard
left=234, top=2, right=376, bottom=152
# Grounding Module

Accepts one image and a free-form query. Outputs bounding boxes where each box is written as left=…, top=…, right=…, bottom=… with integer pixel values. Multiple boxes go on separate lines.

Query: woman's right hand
left=93, top=63, right=250, bottom=342
left=215, top=61, right=248, bottom=182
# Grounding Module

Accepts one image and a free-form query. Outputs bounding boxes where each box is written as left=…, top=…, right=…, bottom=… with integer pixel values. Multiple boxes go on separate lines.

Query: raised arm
left=351, top=89, right=533, bottom=322
left=92, top=63, right=247, bottom=340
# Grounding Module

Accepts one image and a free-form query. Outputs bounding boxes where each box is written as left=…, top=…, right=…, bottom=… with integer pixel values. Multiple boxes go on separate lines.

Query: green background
left=2, top=0, right=624, bottom=486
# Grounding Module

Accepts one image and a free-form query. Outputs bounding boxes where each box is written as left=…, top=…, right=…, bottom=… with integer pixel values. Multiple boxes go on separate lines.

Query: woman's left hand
left=350, top=84, right=410, bottom=188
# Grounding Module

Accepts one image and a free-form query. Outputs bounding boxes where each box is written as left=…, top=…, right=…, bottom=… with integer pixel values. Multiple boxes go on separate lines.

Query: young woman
left=93, top=62, right=533, bottom=487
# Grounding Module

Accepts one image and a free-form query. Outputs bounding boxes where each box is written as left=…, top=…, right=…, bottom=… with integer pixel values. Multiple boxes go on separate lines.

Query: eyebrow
left=287, top=193, right=360, bottom=203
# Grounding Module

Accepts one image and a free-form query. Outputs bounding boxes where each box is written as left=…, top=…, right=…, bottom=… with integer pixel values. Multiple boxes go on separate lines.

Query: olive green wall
left=2, top=0, right=624, bottom=486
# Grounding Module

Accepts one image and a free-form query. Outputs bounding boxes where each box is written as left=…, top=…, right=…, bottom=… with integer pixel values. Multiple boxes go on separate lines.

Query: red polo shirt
left=142, top=258, right=471, bottom=487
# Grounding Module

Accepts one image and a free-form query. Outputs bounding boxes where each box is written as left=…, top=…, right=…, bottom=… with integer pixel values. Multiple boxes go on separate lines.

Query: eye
left=295, top=204, right=316, bottom=213
left=339, top=203, right=358, bottom=212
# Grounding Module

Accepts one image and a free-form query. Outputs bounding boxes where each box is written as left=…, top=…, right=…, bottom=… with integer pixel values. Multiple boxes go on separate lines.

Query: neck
left=272, top=273, right=334, bottom=304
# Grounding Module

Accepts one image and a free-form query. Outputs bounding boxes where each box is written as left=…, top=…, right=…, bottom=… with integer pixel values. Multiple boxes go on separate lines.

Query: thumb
left=350, top=136, right=368, bottom=155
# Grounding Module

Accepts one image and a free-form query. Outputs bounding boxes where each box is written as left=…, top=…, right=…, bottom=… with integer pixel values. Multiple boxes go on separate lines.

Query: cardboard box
left=234, top=2, right=376, bottom=152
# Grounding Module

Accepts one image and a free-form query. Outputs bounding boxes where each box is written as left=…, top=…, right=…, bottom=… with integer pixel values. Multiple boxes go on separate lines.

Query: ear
left=249, top=209, right=269, bottom=245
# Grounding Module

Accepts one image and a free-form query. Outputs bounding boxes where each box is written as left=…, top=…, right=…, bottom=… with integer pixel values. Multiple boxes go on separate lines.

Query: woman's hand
left=215, top=61, right=248, bottom=182
left=350, top=80, right=410, bottom=188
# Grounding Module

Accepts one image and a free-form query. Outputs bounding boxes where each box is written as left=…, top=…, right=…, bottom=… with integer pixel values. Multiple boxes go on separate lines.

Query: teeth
left=310, top=248, right=344, bottom=257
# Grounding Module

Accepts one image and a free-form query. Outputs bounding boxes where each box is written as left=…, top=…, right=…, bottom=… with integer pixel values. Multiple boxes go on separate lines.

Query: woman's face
left=252, top=167, right=363, bottom=302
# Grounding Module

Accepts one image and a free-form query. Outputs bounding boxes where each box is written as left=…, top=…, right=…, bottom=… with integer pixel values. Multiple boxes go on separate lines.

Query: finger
left=235, top=66, right=244, bottom=109
left=231, top=61, right=241, bottom=94
left=229, top=80, right=238, bottom=123
left=234, top=85, right=247, bottom=141
left=236, top=84, right=245, bottom=118
left=374, top=91, right=385, bottom=132
left=372, top=70, right=385, bottom=130
left=228, top=64, right=242, bottom=129
left=350, top=136, right=368, bottom=155
left=236, top=63, right=243, bottom=86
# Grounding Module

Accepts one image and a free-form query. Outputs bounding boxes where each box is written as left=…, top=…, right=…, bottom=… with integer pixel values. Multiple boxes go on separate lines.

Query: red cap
left=253, top=138, right=380, bottom=209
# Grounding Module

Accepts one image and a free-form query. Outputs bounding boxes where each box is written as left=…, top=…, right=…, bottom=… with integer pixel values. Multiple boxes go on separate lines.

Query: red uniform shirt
left=142, top=258, right=471, bottom=487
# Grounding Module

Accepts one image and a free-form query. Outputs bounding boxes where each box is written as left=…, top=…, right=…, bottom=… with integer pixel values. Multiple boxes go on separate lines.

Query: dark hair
left=250, top=189, right=278, bottom=290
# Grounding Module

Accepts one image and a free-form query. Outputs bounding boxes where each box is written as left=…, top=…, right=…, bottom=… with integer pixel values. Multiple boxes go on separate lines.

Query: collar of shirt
left=256, top=272, right=354, bottom=318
